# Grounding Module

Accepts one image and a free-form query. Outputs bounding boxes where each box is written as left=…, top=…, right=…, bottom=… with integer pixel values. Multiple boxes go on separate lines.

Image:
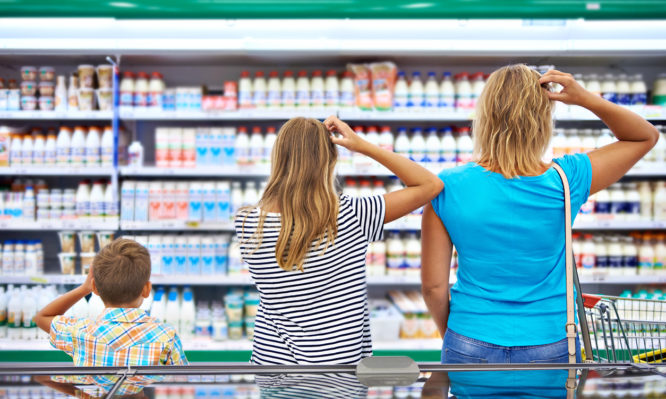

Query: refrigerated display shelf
left=0, top=167, right=115, bottom=176
left=120, top=221, right=235, bottom=231
left=0, top=111, right=113, bottom=120
left=119, top=109, right=332, bottom=121
left=0, top=220, right=118, bottom=231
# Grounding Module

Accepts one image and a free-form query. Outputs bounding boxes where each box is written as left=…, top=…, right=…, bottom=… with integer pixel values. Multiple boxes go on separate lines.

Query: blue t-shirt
left=431, top=154, right=592, bottom=347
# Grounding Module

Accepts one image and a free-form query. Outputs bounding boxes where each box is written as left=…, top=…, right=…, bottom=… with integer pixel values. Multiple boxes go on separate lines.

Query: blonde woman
left=236, top=116, right=442, bottom=364
left=421, top=65, right=659, bottom=363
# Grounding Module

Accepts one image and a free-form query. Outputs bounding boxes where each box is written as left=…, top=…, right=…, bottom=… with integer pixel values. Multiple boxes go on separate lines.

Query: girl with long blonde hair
left=235, top=116, right=442, bottom=364
left=421, top=65, right=659, bottom=363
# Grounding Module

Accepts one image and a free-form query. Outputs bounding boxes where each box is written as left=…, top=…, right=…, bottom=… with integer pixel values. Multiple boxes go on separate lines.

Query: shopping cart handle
left=582, top=294, right=602, bottom=308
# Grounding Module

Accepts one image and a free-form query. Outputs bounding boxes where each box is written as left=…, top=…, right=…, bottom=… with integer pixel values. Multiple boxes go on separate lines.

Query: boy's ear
left=92, top=279, right=100, bottom=296
left=142, top=281, right=152, bottom=298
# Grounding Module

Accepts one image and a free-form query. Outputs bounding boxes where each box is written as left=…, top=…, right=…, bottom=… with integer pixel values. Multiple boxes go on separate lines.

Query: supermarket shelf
left=0, top=219, right=118, bottom=231
left=120, top=220, right=235, bottom=231
left=119, top=109, right=331, bottom=121
left=0, top=111, right=112, bottom=120
left=386, top=220, right=666, bottom=231
left=338, top=110, right=472, bottom=121
left=120, top=166, right=270, bottom=177
left=625, top=163, right=666, bottom=177
left=0, top=166, right=115, bottom=176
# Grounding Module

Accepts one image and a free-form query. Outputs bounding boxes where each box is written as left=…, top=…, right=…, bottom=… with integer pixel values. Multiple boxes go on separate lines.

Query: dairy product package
left=369, top=62, right=397, bottom=111
left=347, top=63, right=373, bottom=111
left=0, top=127, right=9, bottom=166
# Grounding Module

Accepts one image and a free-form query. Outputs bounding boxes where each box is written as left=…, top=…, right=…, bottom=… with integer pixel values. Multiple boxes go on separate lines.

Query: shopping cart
left=577, top=290, right=666, bottom=364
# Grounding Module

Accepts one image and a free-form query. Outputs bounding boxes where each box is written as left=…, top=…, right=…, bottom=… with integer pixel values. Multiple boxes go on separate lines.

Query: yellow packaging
left=400, top=313, right=419, bottom=339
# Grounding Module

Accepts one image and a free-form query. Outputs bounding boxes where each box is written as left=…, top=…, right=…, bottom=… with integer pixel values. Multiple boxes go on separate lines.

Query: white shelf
left=120, top=166, right=270, bottom=177
left=0, top=111, right=112, bottom=120
left=338, top=110, right=472, bottom=121
left=0, top=166, right=115, bottom=176
left=0, top=219, right=118, bottom=231
left=625, top=163, right=666, bottom=177
left=119, top=109, right=331, bottom=121
left=121, top=220, right=235, bottom=231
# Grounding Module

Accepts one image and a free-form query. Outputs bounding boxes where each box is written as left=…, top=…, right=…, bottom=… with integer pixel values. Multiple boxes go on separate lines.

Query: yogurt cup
left=20, top=81, right=37, bottom=96
left=96, top=231, right=115, bottom=249
left=80, top=252, right=96, bottom=275
left=20, top=96, right=37, bottom=110
left=77, top=88, right=95, bottom=111
left=58, top=231, right=76, bottom=252
left=78, top=231, right=96, bottom=253
left=39, top=66, right=55, bottom=81
left=96, top=88, right=113, bottom=111
left=58, top=252, right=76, bottom=275
left=38, top=96, right=54, bottom=111
left=78, top=65, right=95, bottom=89
left=38, top=81, right=54, bottom=97
left=20, top=66, right=37, bottom=81
left=228, top=321, right=243, bottom=340
left=96, top=65, right=113, bottom=89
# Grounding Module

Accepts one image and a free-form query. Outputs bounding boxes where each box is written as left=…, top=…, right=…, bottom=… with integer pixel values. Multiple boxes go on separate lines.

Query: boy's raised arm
left=34, top=266, right=94, bottom=332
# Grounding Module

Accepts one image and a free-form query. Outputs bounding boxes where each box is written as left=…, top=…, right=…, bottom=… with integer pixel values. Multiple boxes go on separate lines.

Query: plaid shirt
left=50, top=307, right=188, bottom=367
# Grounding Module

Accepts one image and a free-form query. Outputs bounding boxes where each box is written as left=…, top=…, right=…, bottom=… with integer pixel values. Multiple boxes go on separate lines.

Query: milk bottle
left=594, top=189, right=611, bottom=221
left=601, top=74, right=617, bottom=104
left=148, top=72, right=165, bottom=110
left=295, top=70, right=310, bottom=110
left=425, top=127, right=441, bottom=170
left=32, top=133, right=44, bottom=165
left=202, top=181, right=217, bottom=222
left=119, top=72, right=135, bottom=110
left=266, top=71, right=281, bottom=110
left=409, top=128, right=426, bottom=163
left=585, top=74, right=601, bottom=97
left=252, top=71, right=267, bottom=108
left=343, top=178, right=358, bottom=198
left=424, top=72, right=439, bottom=110
left=215, top=181, right=231, bottom=222
left=101, top=126, right=114, bottom=167
left=638, top=182, right=653, bottom=221
left=630, top=74, right=647, bottom=105
left=44, top=133, right=56, bottom=165
left=378, top=126, right=394, bottom=153
left=622, top=236, right=638, bottom=276
left=580, top=234, right=596, bottom=277
left=440, top=127, right=457, bottom=169
left=405, top=232, right=421, bottom=276
left=310, top=70, right=325, bottom=110
left=262, top=126, right=276, bottom=166
left=594, top=235, right=609, bottom=276
left=324, top=70, right=339, bottom=108
left=281, top=71, right=296, bottom=109
left=230, top=181, right=243, bottom=219
left=21, top=290, right=37, bottom=340
left=653, top=181, right=666, bottom=220
left=249, top=127, right=264, bottom=165
left=7, top=289, right=22, bottom=339
left=439, top=72, right=455, bottom=111
left=134, top=182, right=150, bottom=222
left=625, top=183, right=641, bottom=221
left=358, top=180, right=373, bottom=198
left=134, top=72, right=150, bottom=109
left=120, top=181, right=135, bottom=222
left=407, top=72, right=424, bottom=112
left=85, top=126, right=101, bottom=166
left=89, top=181, right=105, bottom=220
left=607, top=236, right=623, bottom=275
left=243, top=181, right=259, bottom=206
left=340, top=71, right=355, bottom=109
left=164, top=288, right=180, bottom=330
left=372, top=180, right=386, bottom=197
left=238, top=70, right=252, bottom=109
left=372, top=239, right=386, bottom=275
left=456, top=127, right=473, bottom=164
left=394, top=127, right=410, bottom=158
left=188, top=182, right=203, bottom=222
left=616, top=74, right=631, bottom=105
left=56, top=127, right=71, bottom=166
left=470, top=72, right=485, bottom=109
left=386, top=232, right=405, bottom=276
left=75, top=180, right=91, bottom=219
left=638, top=234, right=654, bottom=275
left=454, top=73, right=472, bottom=111
left=352, top=126, right=370, bottom=170
left=393, top=72, right=408, bottom=111
left=609, top=184, right=626, bottom=221
left=221, top=127, right=236, bottom=165
left=70, top=126, right=86, bottom=167
left=235, top=127, right=250, bottom=166
left=186, top=236, right=201, bottom=275
left=104, top=183, right=118, bottom=221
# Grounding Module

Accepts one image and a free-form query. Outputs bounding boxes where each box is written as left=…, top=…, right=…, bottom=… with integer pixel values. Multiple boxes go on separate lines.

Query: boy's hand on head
left=80, top=264, right=94, bottom=294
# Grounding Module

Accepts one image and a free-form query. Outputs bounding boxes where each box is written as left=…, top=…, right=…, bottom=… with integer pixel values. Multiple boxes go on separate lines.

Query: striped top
left=256, top=373, right=367, bottom=398
left=235, top=194, right=385, bottom=365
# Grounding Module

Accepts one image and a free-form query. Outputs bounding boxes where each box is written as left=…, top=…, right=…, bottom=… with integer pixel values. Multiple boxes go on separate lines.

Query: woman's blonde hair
left=473, top=64, right=554, bottom=178
left=238, top=117, right=339, bottom=272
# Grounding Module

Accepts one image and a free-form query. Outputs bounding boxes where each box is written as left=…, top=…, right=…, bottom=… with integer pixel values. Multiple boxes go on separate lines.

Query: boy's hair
left=93, top=238, right=151, bottom=305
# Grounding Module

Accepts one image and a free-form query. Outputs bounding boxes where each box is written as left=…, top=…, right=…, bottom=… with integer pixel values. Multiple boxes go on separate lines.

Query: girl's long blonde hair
left=239, top=117, right=339, bottom=272
left=473, top=64, right=554, bottom=178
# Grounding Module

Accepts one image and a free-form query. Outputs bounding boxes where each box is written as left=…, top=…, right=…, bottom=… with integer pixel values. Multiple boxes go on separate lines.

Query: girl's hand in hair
left=324, top=115, right=367, bottom=153
left=539, top=70, right=594, bottom=107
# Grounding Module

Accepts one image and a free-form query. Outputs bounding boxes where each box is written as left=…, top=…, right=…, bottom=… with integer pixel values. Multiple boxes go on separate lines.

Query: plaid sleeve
left=49, top=315, right=78, bottom=357
left=161, top=330, right=188, bottom=365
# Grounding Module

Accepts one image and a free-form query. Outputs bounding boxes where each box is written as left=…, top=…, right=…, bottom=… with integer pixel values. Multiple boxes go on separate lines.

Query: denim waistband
left=447, top=329, right=568, bottom=350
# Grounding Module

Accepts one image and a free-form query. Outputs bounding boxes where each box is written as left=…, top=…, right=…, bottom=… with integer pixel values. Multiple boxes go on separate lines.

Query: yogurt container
left=80, top=252, right=96, bottom=275
left=38, top=96, right=54, bottom=111
left=58, top=231, right=76, bottom=252
left=77, top=88, right=95, bottom=111
left=20, top=81, right=37, bottom=96
left=20, top=96, right=37, bottom=110
left=78, top=231, right=96, bottom=253
left=78, top=64, right=95, bottom=89
left=96, top=64, right=113, bottom=88
left=96, top=88, right=113, bottom=111
left=58, top=252, right=76, bottom=275
left=20, top=66, right=37, bottom=81
left=38, top=81, right=54, bottom=97
left=39, top=66, right=55, bottom=81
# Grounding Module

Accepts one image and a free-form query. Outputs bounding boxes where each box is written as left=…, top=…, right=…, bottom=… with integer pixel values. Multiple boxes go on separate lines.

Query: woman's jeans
left=442, top=329, right=582, bottom=363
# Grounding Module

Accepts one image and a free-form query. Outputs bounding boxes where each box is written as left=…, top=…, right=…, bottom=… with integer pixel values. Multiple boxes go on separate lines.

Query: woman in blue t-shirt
left=421, top=65, right=660, bottom=363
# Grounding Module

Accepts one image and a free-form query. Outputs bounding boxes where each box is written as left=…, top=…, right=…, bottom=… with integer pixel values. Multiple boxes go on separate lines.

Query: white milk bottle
left=585, top=74, right=601, bottom=97
left=295, top=70, right=310, bottom=110
left=594, top=235, right=609, bottom=277
left=638, top=234, right=654, bottom=276
left=266, top=71, right=281, bottom=110
left=243, top=181, right=258, bottom=206
left=425, top=127, right=441, bottom=170
left=119, top=71, right=135, bottom=110
left=235, top=126, right=250, bottom=166
left=616, top=74, right=631, bottom=106
left=439, top=72, right=455, bottom=111
left=440, top=127, right=457, bottom=169
left=340, top=70, right=355, bottom=109
left=407, top=72, right=424, bottom=112
left=580, top=234, right=596, bottom=277
left=148, top=72, right=165, bottom=110
left=164, top=288, right=180, bottom=330
left=456, top=127, right=474, bottom=164
left=186, top=236, right=201, bottom=275
left=630, top=74, right=647, bottom=105
left=89, top=180, right=105, bottom=220
left=85, top=126, right=101, bottom=166
left=625, top=183, right=641, bottom=221
left=386, top=232, right=405, bottom=276
left=622, top=236, right=638, bottom=276
left=653, top=181, right=666, bottom=220
left=638, top=181, right=653, bottom=221
left=188, top=182, right=203, bottom=222
left=609, top=184, right=626, bottom=221
left=378, top=126, right=394, bottom=153
left=32, top=133, right=45, bottom=165
left=470, top=72, right=485, bottom=109
left=281, top=71, right=296, bottom=110
left=424, top=72, right=439, bottom=110
left=249, top=127, right=264, bottom=166
left=101, top=126, right=114, bottom=167
left=372, top=239, right=386, bottom=275
left=180, top=288, right=195, bottom=338
left=230, top=181, right=244, bottom=219
left=67, top=75, right=79, bottom=110
left=44, top=133, right=56, bottom=165
left=238, top=70, right=252, bottom=109
left=409, top=127, right=426, bottom=164
left=134, top=72, right=150, bottom=110
left=343, top=178, right=358, bottom=198
left=365, top=126, right=380, bottom=169
left=215, top=181, right=231, bottom=222
left=7, top=289, right=22, bottom=339
left=310, top=70, right=325, bottom=110
left=601, top=74, right=617, bottom=104
left=393, top=71, right=408, bottom=111
left=70, top=126, right=86, bottom=167
left=351, top=126, right=367, bottom=170
left=394, top=127, right=410, bottom=158
left=594, top=188, right=611, bottom=221
left=455, top=73, right=472, bottom=111
left=75, top=180, right=91, bottom=219
left=104, top=182, right=118, bottom=221
left=20, top=134, right=33, bottom=166
left=405, top=232, right=421, bottom=277
left=21, top=289, right=37, bottom=339
left=372, top=180, right=387, bottom=197
left=252, top=71, right=267, bottom=108
left=10, top=134, right=22, bottom=166
left=56, top=126, right=71, bottom=166
left=262, top=126, right=277, bottom=166
left=54, top=75, right=67, bottom=111
left=358, top=180, right=373, bottom=198
left=324, top=70, right=339, bottom=108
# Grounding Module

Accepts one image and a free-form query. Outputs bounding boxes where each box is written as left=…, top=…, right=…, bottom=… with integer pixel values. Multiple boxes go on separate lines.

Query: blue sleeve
left=553, top=153, right=593, bottom=215
left=430, top=171, right=447, bottom=222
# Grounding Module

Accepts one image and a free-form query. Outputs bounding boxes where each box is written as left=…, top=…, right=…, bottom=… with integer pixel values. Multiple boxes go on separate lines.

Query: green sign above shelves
left=1, top=0, right=665, bottom=19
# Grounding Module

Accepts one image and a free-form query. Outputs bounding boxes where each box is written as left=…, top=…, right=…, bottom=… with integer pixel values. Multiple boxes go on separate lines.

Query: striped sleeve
left=348, top=194, right=385, bottom=243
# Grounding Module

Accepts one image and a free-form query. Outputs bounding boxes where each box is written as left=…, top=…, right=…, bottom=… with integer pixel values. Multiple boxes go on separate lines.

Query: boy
left=35, top=238, right=187, bottom=367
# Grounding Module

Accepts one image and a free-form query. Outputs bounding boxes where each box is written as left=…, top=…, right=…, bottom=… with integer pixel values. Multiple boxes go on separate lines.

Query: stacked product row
left=573, top=233, right=666, bottom=276
left=56, top=231, right=114, bottom=275
left=581, top=181, right=666, bottom=222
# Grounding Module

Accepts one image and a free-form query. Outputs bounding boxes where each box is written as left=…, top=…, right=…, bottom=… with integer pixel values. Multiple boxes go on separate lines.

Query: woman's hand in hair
left=324, top=115, right=366, bottom=153
left=539, top=70, right=592, bottom=107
